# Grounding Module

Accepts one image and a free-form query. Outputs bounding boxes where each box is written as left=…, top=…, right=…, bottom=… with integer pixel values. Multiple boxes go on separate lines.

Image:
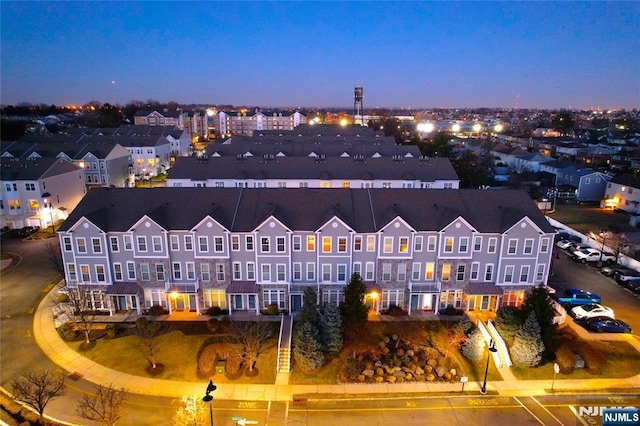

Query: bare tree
left=603, top=230, right=634, bottom=261
left=12, top=369, right=66, bottom=425
left=135, top=316, right=162, bottom=369
left=77, top=383, right=128, bottom=426
left=171, top=395, right=208, bottom=426
left=44, top=239, right=64, bottom=277
left=61, top=283, right=101, bottom=344
left=228, top=321, right=273, bottom=372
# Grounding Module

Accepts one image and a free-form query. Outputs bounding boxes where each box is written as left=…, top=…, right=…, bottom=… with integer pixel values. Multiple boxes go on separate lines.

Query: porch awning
left=105, top=282, right=141, bottom=295
left=466, top=282, right=503, bottom=295
left=365, top=282, right=381, bottom=293
left=227, top=281, right=259, bottom=294
left=410, top=284, right=439, bottom=293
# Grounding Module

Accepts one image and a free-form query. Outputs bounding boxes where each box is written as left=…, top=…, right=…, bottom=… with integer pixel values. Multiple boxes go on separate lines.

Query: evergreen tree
left=519, top=286, right=557, bottom=358
left=511, top=311, right=545, bottom=367
left=494, top=306, right=520, bottom=343
left=299, top=287, right=319, bottom=326
left=318, top=303, right=343, bottom=355
left=340, top=273, right=368, bottom=341
left=293, top=322, right=324, bottom=371
left=461, top=328, right=485, bottom=361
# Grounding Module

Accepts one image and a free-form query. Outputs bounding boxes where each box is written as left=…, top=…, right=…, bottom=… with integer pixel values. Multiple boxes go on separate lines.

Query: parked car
left=554, top=231, right=582, bottom=243
left=17, top=226, right=39, bottom=237
left=584, top=317, right=632, bottom=333
left=571, top=303, right=615, bottom=320
left=565, top=242, right=586, bottom=255
left=554, top=288, right=602, bottom=308
left=556, top=240, right=574, bottom=250
left=623, top=276, right=640, bottom=293
left=614, top=268, right=640, bottom=283
left=600, top=263, right=628, bottom=277
left=572, top=248, right=617, bottom=264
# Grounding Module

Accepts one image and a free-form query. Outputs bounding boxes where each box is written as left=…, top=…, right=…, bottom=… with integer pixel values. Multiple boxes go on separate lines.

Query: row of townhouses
left=166, top=156, right=460, bottom=189
left=57, top=187, right=555, bottom=316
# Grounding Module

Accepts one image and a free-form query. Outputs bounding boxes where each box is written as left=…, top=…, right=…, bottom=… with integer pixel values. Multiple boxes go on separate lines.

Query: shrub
left=494, top=306, right=520, bottom=342
left=340, top=358, right=364, bottom=382
left=266, top=304, right=279, bottom=315
left=555, top=343, right=576, bottom=374
left=55, top=293, right=69, bottom=304
left=105, top=324, right=122, bottom=338
left=197, top=345, right=218, bottom=375
left=226, top=356, right=243, bottom=376
left=439, top=305, right=463, bottom=316
left=57, top=323, right=78, bottom=341
left=146, top=305, right=167, bottom=316
left=385, top=304, right=407, bottom=317
left=461, top=328, right=484, bottom=361
left=578, top=344, right=607, bottom=375
left=206, top=306, right=224, bottom=316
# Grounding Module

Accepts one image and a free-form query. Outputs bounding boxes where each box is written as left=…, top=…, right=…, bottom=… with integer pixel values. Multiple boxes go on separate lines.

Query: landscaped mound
left=340, top=334, right=462, bottom=384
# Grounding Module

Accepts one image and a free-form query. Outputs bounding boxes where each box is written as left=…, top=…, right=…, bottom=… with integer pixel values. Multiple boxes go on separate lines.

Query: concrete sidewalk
left=33, top=288, right=640, bottom=403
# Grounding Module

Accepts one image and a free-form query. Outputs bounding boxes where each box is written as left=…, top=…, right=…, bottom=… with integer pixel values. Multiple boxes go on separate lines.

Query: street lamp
left=597, top=230, right=607, bottom=267
left=41, top=192, right=55, bottom=232
left=202, top=380, right=217, bottom=426
left=480, top=339, right=497, bottom=394
left=551, top=362, right=559, bottom=393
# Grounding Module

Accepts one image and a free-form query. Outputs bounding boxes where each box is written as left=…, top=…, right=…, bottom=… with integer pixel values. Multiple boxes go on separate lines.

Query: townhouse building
left=166, top=156, right=460, bottom=189
left=0, top=157, right=86, bottom=229
left=602, top=173, right=640, bottom=218
left=57, top=187, right=555, bottom=317
left=1, top=141, right=133, bottom=188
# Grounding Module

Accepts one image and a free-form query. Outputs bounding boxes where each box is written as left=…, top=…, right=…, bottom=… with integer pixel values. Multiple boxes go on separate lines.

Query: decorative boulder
left=443, top=372, right=452, bottom=380
left=449, top=369, right=457, bottom=377
left=393, top=370, right=406, bottom=378
left=375, top=376, right=384, bottom=383
left=387, top=376, right=397, bottom=384
left=415, top=366, right=425, bottom=375
left=426, top=374, right=436, bottom=381
left=375, top=367, right=384, bottom=376
left=427, top=359, right=437, bottom=367
left=357, top=375, right=365, bottom=382
left=362, top=369, right=375, bottom=378
left=406, top=349, right=415, bottom=357
left=424, top=365, right=433, bottom=373
left=435, top=366, right=447, bottom=378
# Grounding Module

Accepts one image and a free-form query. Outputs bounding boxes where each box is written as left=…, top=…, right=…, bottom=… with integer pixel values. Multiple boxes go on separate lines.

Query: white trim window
left=76, top=238, right=87, bottom=254
left=201, top=263, right=211, bottom=281
left=383, top=237, right=393, bottom=253
left=504, top=265, right=514, bottom=283
left=508, top=239, right=518, bottom=255
left=232, top=262, right=241, bottom=280
left=156, top=264, right=165, bottom=281
left=214, top=237, right=224, bottom=253
left=293, top=263, right=302, bottom=281
left=113, top=263, right=123, bottom=281
left=216, top=264, right=225, bottom=282
left=137, top=236, right=147, bottom=252
left=246, top=262, right=255, bottom=281
left=488, top=238, right=497, bottom=254
left=473, top=236, right=482, bottom=252
left=412, top=262, right=421, bottom=281
left=184, top=235, right=193, bottom=251
left=170, top=235, right=179, bottom=251
left=186, top=262, right=196, bottom=280
left=458, top=237, right=468, bottom=253
left=199, top=236, right=209, bottom=252
left=484, top=264, right=494, bottom=282
left=127, top=261, right=136, bottom=280
left=470, top=262, right=480, bottom=280
left=92, top=238, right=102, bottom=254
left=306, top=262, right=315, bottom=281
left=353, top=236, right=362, bottom=251
left=140, top=263, right=150, bottom=281
left=427, top=236, right=436, bottom=252
left=444, top=237, right=454, bottom=253
left=152, top=236, right=162, bottom=252
left=231, top=235, right=240, bottom=251
left=524, top=239, right=534, bottom=255
left=365, top=262, right=375, bottom=281
left=172, top=262, right=182, bottom=280
left=414, top=236, right=423, bottom=252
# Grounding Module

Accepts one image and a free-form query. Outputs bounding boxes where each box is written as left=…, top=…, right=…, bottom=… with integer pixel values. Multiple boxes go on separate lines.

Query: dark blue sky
left=1, top=1, right=638, bottom=109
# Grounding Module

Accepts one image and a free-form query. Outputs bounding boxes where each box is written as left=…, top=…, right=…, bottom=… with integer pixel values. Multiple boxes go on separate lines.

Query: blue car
left=585, top=317, right=632, bottom=333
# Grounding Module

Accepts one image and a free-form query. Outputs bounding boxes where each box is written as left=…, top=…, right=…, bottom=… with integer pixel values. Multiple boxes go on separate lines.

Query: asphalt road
left=549, top=248, right=640, bottom=334
left=1, top=235, right=639, bottom=425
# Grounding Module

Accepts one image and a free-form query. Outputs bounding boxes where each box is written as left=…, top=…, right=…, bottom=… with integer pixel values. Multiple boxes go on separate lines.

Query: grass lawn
left=67, top=326, right=278, bottom=384
left=511, top=340, right=640, bottom=380
left=548, top=203, right=637, bottom=235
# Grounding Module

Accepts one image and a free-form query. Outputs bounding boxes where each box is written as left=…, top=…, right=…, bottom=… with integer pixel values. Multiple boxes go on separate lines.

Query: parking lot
left=550, top=246, right=640, bottom=336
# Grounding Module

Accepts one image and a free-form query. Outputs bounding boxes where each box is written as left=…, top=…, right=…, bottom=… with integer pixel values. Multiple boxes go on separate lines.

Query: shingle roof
left=0, top=157, right=79, bottom=180
left=58, top=188, right=555, bottom=235
left=610, top=173, right=640, bottom=188
left=167, top=156, right=459, bottom=182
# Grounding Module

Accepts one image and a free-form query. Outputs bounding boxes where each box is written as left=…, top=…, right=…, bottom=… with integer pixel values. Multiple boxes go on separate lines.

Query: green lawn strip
left=548, top=204, right=636, bottom=235
left=511, top=340, right=640, bottom=380
left=67, top=330, right=278, bottom=384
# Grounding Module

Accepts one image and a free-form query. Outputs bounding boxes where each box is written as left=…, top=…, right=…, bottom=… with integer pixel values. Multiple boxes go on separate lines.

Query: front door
left=175, top=295, right=186, bottom=311
left=410, top=295, right=418, bottom=310
left=117, top=296, right=126, bottom=310
left=233, top=295, right=244, bottom=310
left=291, top=295, right=302, bottom=311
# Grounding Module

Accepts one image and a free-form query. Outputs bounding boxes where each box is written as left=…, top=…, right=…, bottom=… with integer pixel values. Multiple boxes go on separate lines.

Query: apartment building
left=134, top=110, right=208, bottom=140
left=57, top=187, right=554, bottom=316
left=215, top=110, right=306, bottom=136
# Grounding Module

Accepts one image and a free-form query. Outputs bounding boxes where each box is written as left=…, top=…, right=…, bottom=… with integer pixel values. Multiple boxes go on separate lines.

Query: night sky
left=1, top=1, right=638, bottom=109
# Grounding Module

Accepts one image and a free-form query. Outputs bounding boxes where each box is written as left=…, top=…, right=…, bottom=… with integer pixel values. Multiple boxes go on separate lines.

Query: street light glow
left=416, top=122, right=434, bottom=133
left=451, top=124, right=461, bottom=133
left=472, top=123, right=482, bottom=132
left=494, top=124, right=504, bottom=132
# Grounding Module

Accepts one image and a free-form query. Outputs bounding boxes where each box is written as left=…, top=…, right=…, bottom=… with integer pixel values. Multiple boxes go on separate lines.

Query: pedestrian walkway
left=32, top=288, right=640, bottom=404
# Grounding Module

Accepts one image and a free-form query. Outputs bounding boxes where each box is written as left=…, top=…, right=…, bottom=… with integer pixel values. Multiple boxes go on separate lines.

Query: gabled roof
left=167, top=156, right=459, bottom=182
left=58, top=188, right=555, bottom=235
left=609, top=173, right=640, bottom=188
left=0, top=157, right=80, bottom=181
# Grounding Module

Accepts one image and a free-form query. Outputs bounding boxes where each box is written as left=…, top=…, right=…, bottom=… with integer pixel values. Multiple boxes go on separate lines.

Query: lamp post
left=202, top=380, right=217, bottom=426
left=551, top=362, right=559, bottom=393
left=41, top=192, right=55, bottom=232
left=597, top=230, right=607, bottom=267
left=480, top=339, right=497, bottom=394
